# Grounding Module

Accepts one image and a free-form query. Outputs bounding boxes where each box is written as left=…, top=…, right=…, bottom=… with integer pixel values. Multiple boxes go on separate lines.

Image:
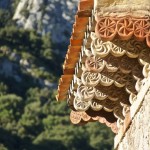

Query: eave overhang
left=56, top=0, right=150, bottom=134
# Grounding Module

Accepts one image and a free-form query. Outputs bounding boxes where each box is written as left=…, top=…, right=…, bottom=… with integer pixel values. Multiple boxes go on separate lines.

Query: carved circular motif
left=81, top=71, right=101, bottom=86
left=77, top=84, right=95, bottom=101
left=91, top=38, right=110, bottom=57
left=73, top=95, right=91, bottom=111
left=111, top=43, right=126, bottom=57
left=134, top=19, right=149, bottom=41
left=100, top=75, right=114, bottom=86
left=91, top=100, right=103, bottom=111
left=95, top=17, right=117, bottom=41
left=117, top=17, right=134, bottom=40
left=85, top=55, right=105, bottom=73
left=95, top=89, right=108, bottom=100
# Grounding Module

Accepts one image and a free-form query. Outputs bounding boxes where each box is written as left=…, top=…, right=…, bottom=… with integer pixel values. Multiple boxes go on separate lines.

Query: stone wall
left=117, top=89, right=150, bottom=150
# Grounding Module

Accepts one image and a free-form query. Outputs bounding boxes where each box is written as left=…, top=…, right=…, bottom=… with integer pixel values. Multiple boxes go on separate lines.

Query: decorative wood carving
left=95, top=17, right=117, bottom=41
left=81, top=71, right=101, bottom=86
left=91, top=36, right=111, bottom=57
left=95, top=17, right=150, bottom=48
left=73, top=95, right=91, bottom=111
left=85, top=55, right=105, bottom=72
left=117, top=17, right=134, bottom=40
left=58, top=1, right=150, bottom=133
left=77, top=84, right=95, bottom=101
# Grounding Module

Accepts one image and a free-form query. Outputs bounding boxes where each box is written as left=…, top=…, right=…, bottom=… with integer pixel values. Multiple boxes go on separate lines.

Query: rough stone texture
left=117, top=88, right=150, bottom=150
left=13, top=0, right=78, bottom=43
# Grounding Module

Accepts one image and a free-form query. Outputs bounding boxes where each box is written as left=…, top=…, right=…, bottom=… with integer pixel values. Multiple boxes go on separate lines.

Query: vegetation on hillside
left=0, top=3, right=114, bottom=150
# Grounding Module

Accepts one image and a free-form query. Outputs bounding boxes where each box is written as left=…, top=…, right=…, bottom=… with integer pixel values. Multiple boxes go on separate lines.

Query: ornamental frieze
left=57, top=0, right=150, bottom=134
left=91, top=33, right=149, bottom=60
left=95, top=16, right=150, bottom=47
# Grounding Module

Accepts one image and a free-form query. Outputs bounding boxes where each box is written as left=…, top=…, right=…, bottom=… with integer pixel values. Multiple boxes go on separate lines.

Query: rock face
left=13, top=0, right=78, bottom=43
left=117, top=88, right=150, bottom=150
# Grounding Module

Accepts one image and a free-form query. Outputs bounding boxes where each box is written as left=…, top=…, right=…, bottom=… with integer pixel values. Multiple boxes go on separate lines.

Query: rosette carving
left=73, top=95, right=91, bottom=111
left=95, top=89, right=108, bottom=100
left=85, top=55, right=105, bottom=73
left=117, top=17, right=134, bottom=40
left=95, top=17, right=117, bottom=41
left=111, top=43, right=125, bottom=57
left=91, top=37, right=110, bottom=57
left=100, top=75, right=114, bottom=86
left=134, top=18, right=149, bottom=41
left=81, top=71, right=101, bottom=86
left=94, top=17, right=150, bottom=48
left=106, top=62, right=119, bottom=72
left=91, top=100, right=103, bottom=111
left=77, top=85, right=95, bottom=101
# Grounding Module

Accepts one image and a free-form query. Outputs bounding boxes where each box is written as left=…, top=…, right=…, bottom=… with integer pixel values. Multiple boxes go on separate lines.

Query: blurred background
left=0, top=0, right=114, bottom=150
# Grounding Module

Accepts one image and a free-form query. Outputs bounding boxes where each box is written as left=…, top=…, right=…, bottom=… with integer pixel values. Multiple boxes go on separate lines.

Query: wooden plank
left=78, top=0, right=94, bottom=11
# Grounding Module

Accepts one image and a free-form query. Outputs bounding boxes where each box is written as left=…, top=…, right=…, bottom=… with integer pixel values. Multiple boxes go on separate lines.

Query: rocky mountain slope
left=13, top=0, right=78, bottom=43
left=0, top=1, right=114, bottom=150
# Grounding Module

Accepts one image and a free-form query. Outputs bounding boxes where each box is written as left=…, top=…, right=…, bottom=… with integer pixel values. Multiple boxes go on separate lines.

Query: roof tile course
left=57, top=0, right=150, bottom=132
